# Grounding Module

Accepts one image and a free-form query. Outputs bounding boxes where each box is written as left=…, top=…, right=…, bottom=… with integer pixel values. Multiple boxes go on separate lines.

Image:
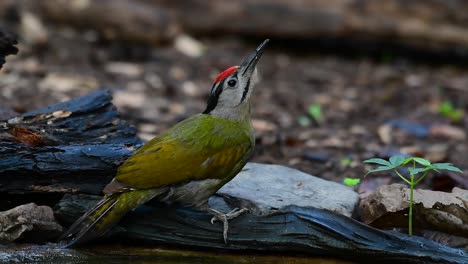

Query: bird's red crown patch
left=214, top=66, right=238, bottom=84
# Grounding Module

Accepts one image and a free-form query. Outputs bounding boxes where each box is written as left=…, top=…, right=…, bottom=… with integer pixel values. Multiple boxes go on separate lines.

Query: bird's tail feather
left=60, top=189, right=165, bottom=248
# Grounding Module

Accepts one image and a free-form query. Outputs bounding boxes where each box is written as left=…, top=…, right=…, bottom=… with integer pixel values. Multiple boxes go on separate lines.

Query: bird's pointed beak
left=239, top=39, right=269, bottom=77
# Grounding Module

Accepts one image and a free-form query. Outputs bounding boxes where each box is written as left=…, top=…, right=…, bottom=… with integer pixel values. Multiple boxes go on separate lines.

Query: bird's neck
left=208, top=101, right=251, bottom=122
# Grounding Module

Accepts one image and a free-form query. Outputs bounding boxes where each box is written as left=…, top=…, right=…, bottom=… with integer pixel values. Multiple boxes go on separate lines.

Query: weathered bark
left=0, top=90, right=141, bottom=195
left=0, top=27, right=17, bottom=70
left=55, top=194, right=467, bottom=264
left=23, top=0, right=468, bottom=52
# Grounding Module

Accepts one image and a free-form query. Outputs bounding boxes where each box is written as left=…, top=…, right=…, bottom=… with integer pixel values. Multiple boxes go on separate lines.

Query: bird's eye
left=227, top=79, right=237, bottom=87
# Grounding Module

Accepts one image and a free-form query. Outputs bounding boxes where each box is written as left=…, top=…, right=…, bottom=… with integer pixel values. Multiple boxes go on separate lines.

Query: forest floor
left=1, top=27, right=467, bottom=194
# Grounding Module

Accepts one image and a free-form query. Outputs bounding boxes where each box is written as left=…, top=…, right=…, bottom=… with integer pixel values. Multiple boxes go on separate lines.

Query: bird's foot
left=209, top=207, right=248, bottom=244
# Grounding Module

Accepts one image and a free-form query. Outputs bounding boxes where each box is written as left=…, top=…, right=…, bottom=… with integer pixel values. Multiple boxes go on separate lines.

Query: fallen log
left=21, top=0, right=468, bottom=53
left=0, top=90, right=141, bottom=195
left=34, top=0, right=179, bottom=45
left=55, top=194, right=467, bottom=264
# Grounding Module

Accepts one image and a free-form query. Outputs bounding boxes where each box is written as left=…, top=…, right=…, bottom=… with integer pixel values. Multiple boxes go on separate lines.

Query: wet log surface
left=0, top=244, right=353, bottom=264
left=55, top=194, right=467, bottom=264
left=0, top=90, right=141, bottom=195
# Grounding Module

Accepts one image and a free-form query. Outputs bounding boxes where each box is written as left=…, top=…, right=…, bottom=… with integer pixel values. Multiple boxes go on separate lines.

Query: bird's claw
left=209, top=207, right=248, bottom=244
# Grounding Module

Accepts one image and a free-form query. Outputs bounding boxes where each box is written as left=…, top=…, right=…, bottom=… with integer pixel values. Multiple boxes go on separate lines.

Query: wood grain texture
left=55, top=194, right=468, bottom=264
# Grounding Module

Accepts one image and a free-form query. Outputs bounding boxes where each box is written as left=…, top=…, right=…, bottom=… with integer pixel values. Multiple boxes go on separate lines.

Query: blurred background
left=0, top=0, right=467, bottom=193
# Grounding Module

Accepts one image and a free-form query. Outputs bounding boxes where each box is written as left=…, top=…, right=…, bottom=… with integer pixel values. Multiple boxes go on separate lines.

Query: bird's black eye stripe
left=203, top=79, right=225, bottom=114
left=240, top=79, right=250, bottom=103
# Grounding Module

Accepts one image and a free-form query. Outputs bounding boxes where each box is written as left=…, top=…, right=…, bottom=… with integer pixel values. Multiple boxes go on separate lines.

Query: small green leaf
left=389, top=155, right=405, bottom=167
left=308, top=104, right=323, bottom=123
left=363, top=158, right=392, bottom=167
left=432, top=163, right=463, bottom=173
left=412, top=157, right=431, bottom=167
left=431, top=163, right=451, bottom=169
left=343, top=178, right=361, bottom=187
left=438, top=101, right=453, bottom=116
left=402, top=157, right=413, bottom=165
left=408, top=167, right=429, bottom=176
left=367, top=166, right=393, bottom=174
left=445, top=166, right=462, bottom=173
left=438, top=101, right=464, bottom=122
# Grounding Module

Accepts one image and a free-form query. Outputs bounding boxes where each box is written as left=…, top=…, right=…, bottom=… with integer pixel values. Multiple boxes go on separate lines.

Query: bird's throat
left=209, top=101, right=251, bottom=121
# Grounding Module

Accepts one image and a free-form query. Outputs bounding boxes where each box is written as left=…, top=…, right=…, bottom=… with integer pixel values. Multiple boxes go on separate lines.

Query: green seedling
left=364, top=155, right=462, bottom=235
left=298, top=103, right=324, bottom=127
left=438, top=100, right=464, bottom=122
left=343, top=177, right=360, bottom=187
left=308, top=103, right=323, bottom=125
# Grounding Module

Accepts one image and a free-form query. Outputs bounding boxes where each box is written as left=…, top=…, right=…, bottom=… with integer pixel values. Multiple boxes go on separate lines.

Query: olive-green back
left=115, top=114, right=254, bottom=189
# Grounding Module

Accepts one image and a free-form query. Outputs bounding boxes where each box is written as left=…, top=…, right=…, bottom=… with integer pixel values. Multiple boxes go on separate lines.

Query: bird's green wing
left=112, top=114, right=254, bottom=190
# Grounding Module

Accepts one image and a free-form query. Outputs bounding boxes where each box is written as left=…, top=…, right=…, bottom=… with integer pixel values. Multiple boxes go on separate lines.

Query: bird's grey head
left=203, top=39, right=269, bottom=120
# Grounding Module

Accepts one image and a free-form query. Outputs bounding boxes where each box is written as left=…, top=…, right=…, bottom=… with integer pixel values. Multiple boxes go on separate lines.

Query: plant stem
left=394, top=169, right=411, bottom=185
left=414, top=170, right=429, bottom=185
left=408, top=174, right=415, bottom=235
